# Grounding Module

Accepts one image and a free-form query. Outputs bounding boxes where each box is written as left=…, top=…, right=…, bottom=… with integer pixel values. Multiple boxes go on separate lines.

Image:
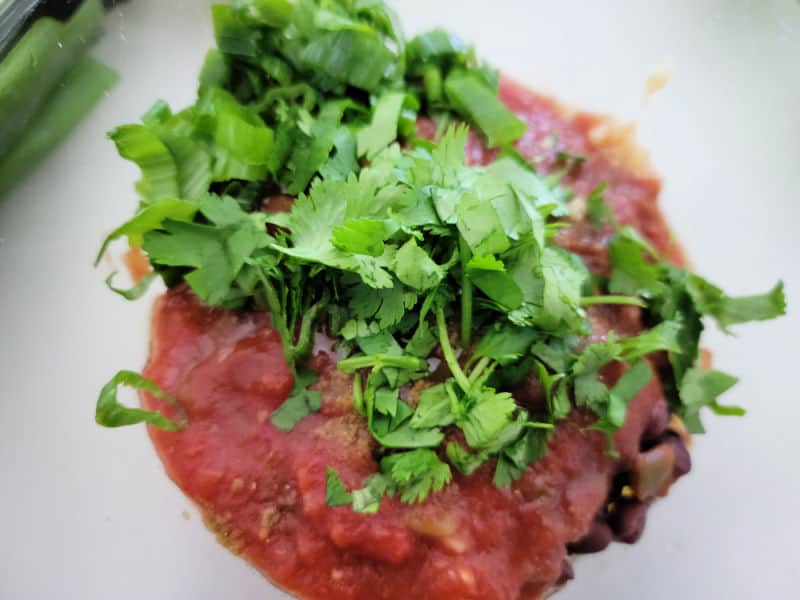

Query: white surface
left=1, top=1, right=798, bottom=598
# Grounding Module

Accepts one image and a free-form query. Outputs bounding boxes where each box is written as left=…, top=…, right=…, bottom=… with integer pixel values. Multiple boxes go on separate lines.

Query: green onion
left=0, top=56, right=117, bottom=196
left=444, top=70, right=526, bottom=148
left=0, top=0, right=104, bottom=160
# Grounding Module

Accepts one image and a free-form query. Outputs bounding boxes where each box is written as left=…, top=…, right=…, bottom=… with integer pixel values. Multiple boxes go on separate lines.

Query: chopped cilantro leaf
left=374, top=421, right=444, bottom=449
left=351, top=474, right=387, bottom=513
left=460, top=390, right=517, bottom=450
left=395, top=238, right=445, bottom=290
left=608, top=360, right=653, bottom=427
left=467, top=255, right=524, bottom=311
left=686, top=277, right=786, bottom=332
left=456, top=192, right=510, bottom=256
left=332, top=218, right=391, bottom=257
left=380, top=449, right=452, bottom=503
left=608, top=228, right=665, bottom=297
left=410, top=384, right=455, bottom=429
left=446, top=442, right=487, bottom=476
left=493, top=429, right=549, bottom=487
left=95, top=198, right=199, bottom=265
left=678, top=368, right=741, bottom=434
left=325, top=467, right=353, bottom=507
left=473, top=323, right=538, bottom=365
left=586, top=183, right=614, bottom=230
left=269, top=369, right=322, bottom=431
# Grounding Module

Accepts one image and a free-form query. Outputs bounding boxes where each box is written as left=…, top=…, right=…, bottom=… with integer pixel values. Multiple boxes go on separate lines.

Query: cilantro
left=535, top=247, right=589, bottom=332
left=466, top=255, right=524, bottom=312
left=332, top=219, right=390, bottom=257
left=446, top=443, right=487, bottom=476
left=269, top=369, right=322, bottom=431
left=460, top=390, right=517, bottom=450
left=579, top=295, right=646, bottom=308
left=144, top=217, right=262, bottom=306
left=337, top=354, right=428, bottom=374
left=351, top=474, right=387, bottom=513
left=607, top=360, right=653, bottom=427
left=608, top=228, right=664, bottom=297
left=686, top=277, right=786, bottom=332
left=95, top=198, right=199, bottom=265
left=395, top=238, right=444, bottom=290
left=405, top=320, right=438, bottom=358
left=373, top=419, right=444, bottom=449
left=678, top=368, right=741, bottom=433
left=381, top=449, right=452, bottom=503
left=456, top=192, right=510, bottom=256
left=619, top=321, right=683, bottom=360
left=99, top=0, right=786, bottom=511
left=410, top=384, right=455, bottom=429
left=493, top=429, right=549, bottom=487
left=274, top=178, right=396, bottom=289
left=326, top=450, right=451, bottom=512
left=586, top=183, right=615, bottom=230
left=473, top=323, right=538, bottom=365
left=325, top=467, right=353, bottom=507
left=531, top=338, right=576, bottom=373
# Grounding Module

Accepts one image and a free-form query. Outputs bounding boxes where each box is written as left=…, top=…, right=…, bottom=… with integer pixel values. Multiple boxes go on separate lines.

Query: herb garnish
left=96, top=0, right=786, bottom=512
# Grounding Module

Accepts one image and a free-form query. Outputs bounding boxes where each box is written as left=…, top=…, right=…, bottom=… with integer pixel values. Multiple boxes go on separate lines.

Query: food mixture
left=95, top=2, right=785, bottom=599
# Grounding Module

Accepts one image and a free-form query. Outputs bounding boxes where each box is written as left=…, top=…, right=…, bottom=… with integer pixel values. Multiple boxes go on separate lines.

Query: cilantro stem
left=423, top=65, right=443, bottom=104
left=471, top=362, right=497, bottom=389
left=364, top=369, right=380, bottom=429
left=579, top=295, right=646, bottom=308
left=459, top=235, right=473, bottom=347
left=353, top=375, right=365, bottom=416
left=255, top=267, right=296, bottom=376
left=523, top=422, right=555, bottom=430
left=445, top=381, right=462, bottom=417
left=435, top=306, right=471, bottom=392
left=337, top=355, right=428, bottom=373
left=294, top=299, right=326, bottom=362
left=468, top=357, right=491, bottom=385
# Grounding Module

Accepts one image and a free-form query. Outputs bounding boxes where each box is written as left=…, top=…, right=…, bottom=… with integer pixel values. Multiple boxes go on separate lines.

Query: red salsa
left=141, top=78, right=685, bottom=600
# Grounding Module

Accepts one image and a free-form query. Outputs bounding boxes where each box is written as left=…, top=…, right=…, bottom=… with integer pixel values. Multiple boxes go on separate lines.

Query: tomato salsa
left=140, top=78, right=688, bottom=600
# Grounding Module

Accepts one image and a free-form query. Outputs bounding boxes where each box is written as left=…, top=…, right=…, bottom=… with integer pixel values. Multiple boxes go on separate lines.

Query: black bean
left=567, top=520, right=614, bottom=554
left=511, top=374, right=548, bottom=415
left=610, top=501, right=648, bottom=544
left=663, top=434, right=692, bottom=478
left=556, top=559, right=575, bottom=585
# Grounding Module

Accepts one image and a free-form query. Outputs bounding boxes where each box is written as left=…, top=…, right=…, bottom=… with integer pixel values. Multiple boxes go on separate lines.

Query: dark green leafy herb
left=98, top=0, right=786, bottom=513
left=269, top=369, right=322, bottom=431
left=678, top=368, right=742, bottom=434
left=325, top=467, right=353, bottom=507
